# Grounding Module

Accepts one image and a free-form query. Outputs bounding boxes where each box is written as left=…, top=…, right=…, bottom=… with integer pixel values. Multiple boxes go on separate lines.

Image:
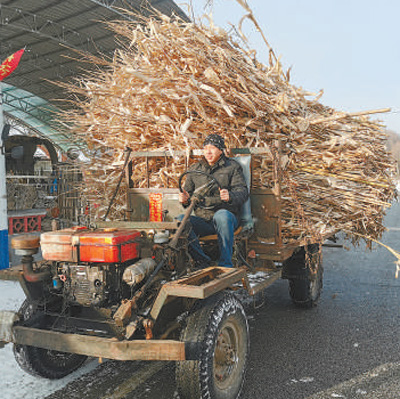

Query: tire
left=287, top=245, right=323, bottom=308
left=13, top=300, right=87, bottom=379
left=176, top=293, right=249, bottom=399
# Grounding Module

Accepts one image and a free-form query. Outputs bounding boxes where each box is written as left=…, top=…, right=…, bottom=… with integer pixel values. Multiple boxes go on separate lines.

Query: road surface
left=40, top=202, right=400, bottom=398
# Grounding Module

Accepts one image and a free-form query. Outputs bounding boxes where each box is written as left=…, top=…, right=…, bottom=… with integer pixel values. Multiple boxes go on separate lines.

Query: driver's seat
left=199, top=155, right=253, bottom=242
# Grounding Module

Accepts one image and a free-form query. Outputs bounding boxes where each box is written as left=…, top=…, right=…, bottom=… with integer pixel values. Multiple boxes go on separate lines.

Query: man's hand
left=219, top=188, right=230, bottom=202
left=179, top=189, right=190, bottom=204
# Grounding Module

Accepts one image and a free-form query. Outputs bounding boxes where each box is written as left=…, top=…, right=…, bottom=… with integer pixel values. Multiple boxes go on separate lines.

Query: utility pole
left=0, top=85, right=9, bottom=269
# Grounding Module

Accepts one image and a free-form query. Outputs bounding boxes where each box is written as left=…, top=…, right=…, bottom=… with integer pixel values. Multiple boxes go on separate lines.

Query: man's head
left=203, top=134, right=225, bottom=165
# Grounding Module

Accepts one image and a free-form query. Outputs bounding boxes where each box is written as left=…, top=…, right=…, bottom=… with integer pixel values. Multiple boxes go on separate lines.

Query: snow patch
left=0, top=280, right=100, bottom=398
left=289, top=376, right=315, bottom=384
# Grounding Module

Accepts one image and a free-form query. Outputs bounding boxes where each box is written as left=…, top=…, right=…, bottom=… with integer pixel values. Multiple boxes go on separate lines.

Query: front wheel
left=176, top=293, right=249, bottom=399
left=13, top=300, right=87, bottom=379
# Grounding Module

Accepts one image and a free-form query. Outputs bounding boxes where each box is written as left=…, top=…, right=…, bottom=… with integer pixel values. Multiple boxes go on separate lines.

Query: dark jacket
left=183, top=155, right=248, bottom=221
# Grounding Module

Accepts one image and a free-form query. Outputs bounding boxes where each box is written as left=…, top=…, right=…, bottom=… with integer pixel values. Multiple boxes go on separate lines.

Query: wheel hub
left=214, top=323, right=239, bottom=386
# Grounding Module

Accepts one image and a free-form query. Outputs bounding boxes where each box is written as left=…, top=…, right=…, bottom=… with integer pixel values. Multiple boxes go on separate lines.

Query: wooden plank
left=0, top=264, right=23, bottom=281
left=150, top=267, right=246, bottom=320
left=6, top=175, right=53, bottom=180
left=95, top=221, right=179, bottom=230
left=202, top=268, right=247, bottom=297
left=173, top=267, right=225, bottom=286
left=127, top=148, right=272, bottom=158
left=242, top=270, right=282, bottom=296
left=12, top=326, right=186, bottom=361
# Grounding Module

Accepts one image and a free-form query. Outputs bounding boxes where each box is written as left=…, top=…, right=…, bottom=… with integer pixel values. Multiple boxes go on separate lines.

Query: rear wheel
left=176, top=292, right=249, bottom=399
left=13, top=300, right=87, bottom=379
left=285, top=244, right=323, bottom=308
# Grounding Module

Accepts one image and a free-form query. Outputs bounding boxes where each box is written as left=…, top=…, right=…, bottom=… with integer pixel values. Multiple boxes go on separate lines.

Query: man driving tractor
left=178, top=134, right=248, bottom=268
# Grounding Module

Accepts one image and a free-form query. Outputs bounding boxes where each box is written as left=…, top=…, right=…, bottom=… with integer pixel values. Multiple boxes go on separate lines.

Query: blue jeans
left=177, top=209, right=238, bottom=267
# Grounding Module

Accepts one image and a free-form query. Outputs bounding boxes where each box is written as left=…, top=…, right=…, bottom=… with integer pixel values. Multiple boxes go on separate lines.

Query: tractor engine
left=58, top=263, right=124, bottom=307
left=40, top=227, right=143, bottom=308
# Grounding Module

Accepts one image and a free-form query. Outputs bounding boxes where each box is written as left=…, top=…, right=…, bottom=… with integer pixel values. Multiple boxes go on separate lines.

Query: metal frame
left=0, top=5, right=103, bottom=53
left=2, top=89, right=72, bottom=150
left=0, top=0, right=188, bottom=151
left=0, top=266, right=282, bottom=361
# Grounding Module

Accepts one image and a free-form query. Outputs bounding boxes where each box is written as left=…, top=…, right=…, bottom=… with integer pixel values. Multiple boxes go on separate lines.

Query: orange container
left=78, top=229, right=141, bottom=263
left=41, top=227, right=88, bottom=262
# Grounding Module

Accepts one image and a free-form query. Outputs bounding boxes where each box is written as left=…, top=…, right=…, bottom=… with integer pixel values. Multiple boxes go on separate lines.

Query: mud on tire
left=13, top=300, right=87, bottom=379
left=176, top=292, right=249, bottom=399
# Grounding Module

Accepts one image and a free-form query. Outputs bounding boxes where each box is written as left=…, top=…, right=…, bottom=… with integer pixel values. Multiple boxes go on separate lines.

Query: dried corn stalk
left=59, top=7, right=397, bottom=245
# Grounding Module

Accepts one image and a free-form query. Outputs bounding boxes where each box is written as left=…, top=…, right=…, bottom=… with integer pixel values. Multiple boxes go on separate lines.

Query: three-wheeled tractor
left=0, top=148, right=325, bottom=399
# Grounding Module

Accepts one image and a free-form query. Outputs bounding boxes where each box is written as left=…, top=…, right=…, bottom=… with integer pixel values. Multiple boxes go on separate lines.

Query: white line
left=305, top=362, right=400, bottom=399
left=101, top=361, right=168, bottom=399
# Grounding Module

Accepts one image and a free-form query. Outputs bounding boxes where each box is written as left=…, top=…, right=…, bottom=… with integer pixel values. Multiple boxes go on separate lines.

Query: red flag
left=0, top=48, right=25, bottom=81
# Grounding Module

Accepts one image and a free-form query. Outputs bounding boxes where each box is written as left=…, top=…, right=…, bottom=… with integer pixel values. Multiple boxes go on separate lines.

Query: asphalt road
left=47, top=202, right=400, bottom=399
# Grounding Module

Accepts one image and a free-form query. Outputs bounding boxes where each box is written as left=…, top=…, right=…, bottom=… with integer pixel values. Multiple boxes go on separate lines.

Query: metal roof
left=0, top=0, right=188, bottom=151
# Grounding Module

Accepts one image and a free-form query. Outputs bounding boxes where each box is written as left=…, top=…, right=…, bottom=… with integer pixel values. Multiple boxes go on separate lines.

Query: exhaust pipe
left=21, top=255, right=51, bottom=283
left=11, top=235, right=51, bottom=283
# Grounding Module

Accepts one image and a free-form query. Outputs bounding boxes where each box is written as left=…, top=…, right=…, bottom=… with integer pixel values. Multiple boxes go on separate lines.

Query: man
left=178, top=134, right=248, bottom=268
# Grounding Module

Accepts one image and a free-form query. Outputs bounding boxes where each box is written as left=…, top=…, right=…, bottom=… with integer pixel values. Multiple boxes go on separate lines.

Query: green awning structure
left=1, top=82, right=73, bottom=151
left=1, top=0, right=188, bottom=152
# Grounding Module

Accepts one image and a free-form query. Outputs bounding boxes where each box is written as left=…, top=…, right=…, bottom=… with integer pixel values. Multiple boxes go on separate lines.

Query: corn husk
left=58, top=7, right=397, bottom=245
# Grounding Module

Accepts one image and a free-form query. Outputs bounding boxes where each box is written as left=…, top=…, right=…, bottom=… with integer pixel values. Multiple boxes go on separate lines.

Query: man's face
left=203, top=144, right=222, bottom=165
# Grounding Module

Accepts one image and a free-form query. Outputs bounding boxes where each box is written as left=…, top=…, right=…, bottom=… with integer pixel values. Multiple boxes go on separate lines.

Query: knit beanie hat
left=203, top=134, right=225, bottom=151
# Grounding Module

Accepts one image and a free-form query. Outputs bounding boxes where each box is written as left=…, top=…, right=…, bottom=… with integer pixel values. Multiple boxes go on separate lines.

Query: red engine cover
left=78, top=229, right=141, bottom=263
left=41, top=226, right=87, bottom=262
left=40, top=227, right=141, bottom=263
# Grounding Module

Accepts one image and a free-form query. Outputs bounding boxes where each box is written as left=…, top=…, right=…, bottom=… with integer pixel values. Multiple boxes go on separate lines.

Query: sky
left=188, top=0, right=400, bottom=133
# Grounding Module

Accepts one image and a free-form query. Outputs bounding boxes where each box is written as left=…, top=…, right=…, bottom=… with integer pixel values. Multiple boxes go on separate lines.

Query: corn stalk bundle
left=59, top=8, right=397, bottom=245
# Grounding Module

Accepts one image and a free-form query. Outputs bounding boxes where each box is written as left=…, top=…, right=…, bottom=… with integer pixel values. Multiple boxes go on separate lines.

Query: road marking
left=305, top=362, right=400, bottom=399
left=100, top=361, right=169, bottom=399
